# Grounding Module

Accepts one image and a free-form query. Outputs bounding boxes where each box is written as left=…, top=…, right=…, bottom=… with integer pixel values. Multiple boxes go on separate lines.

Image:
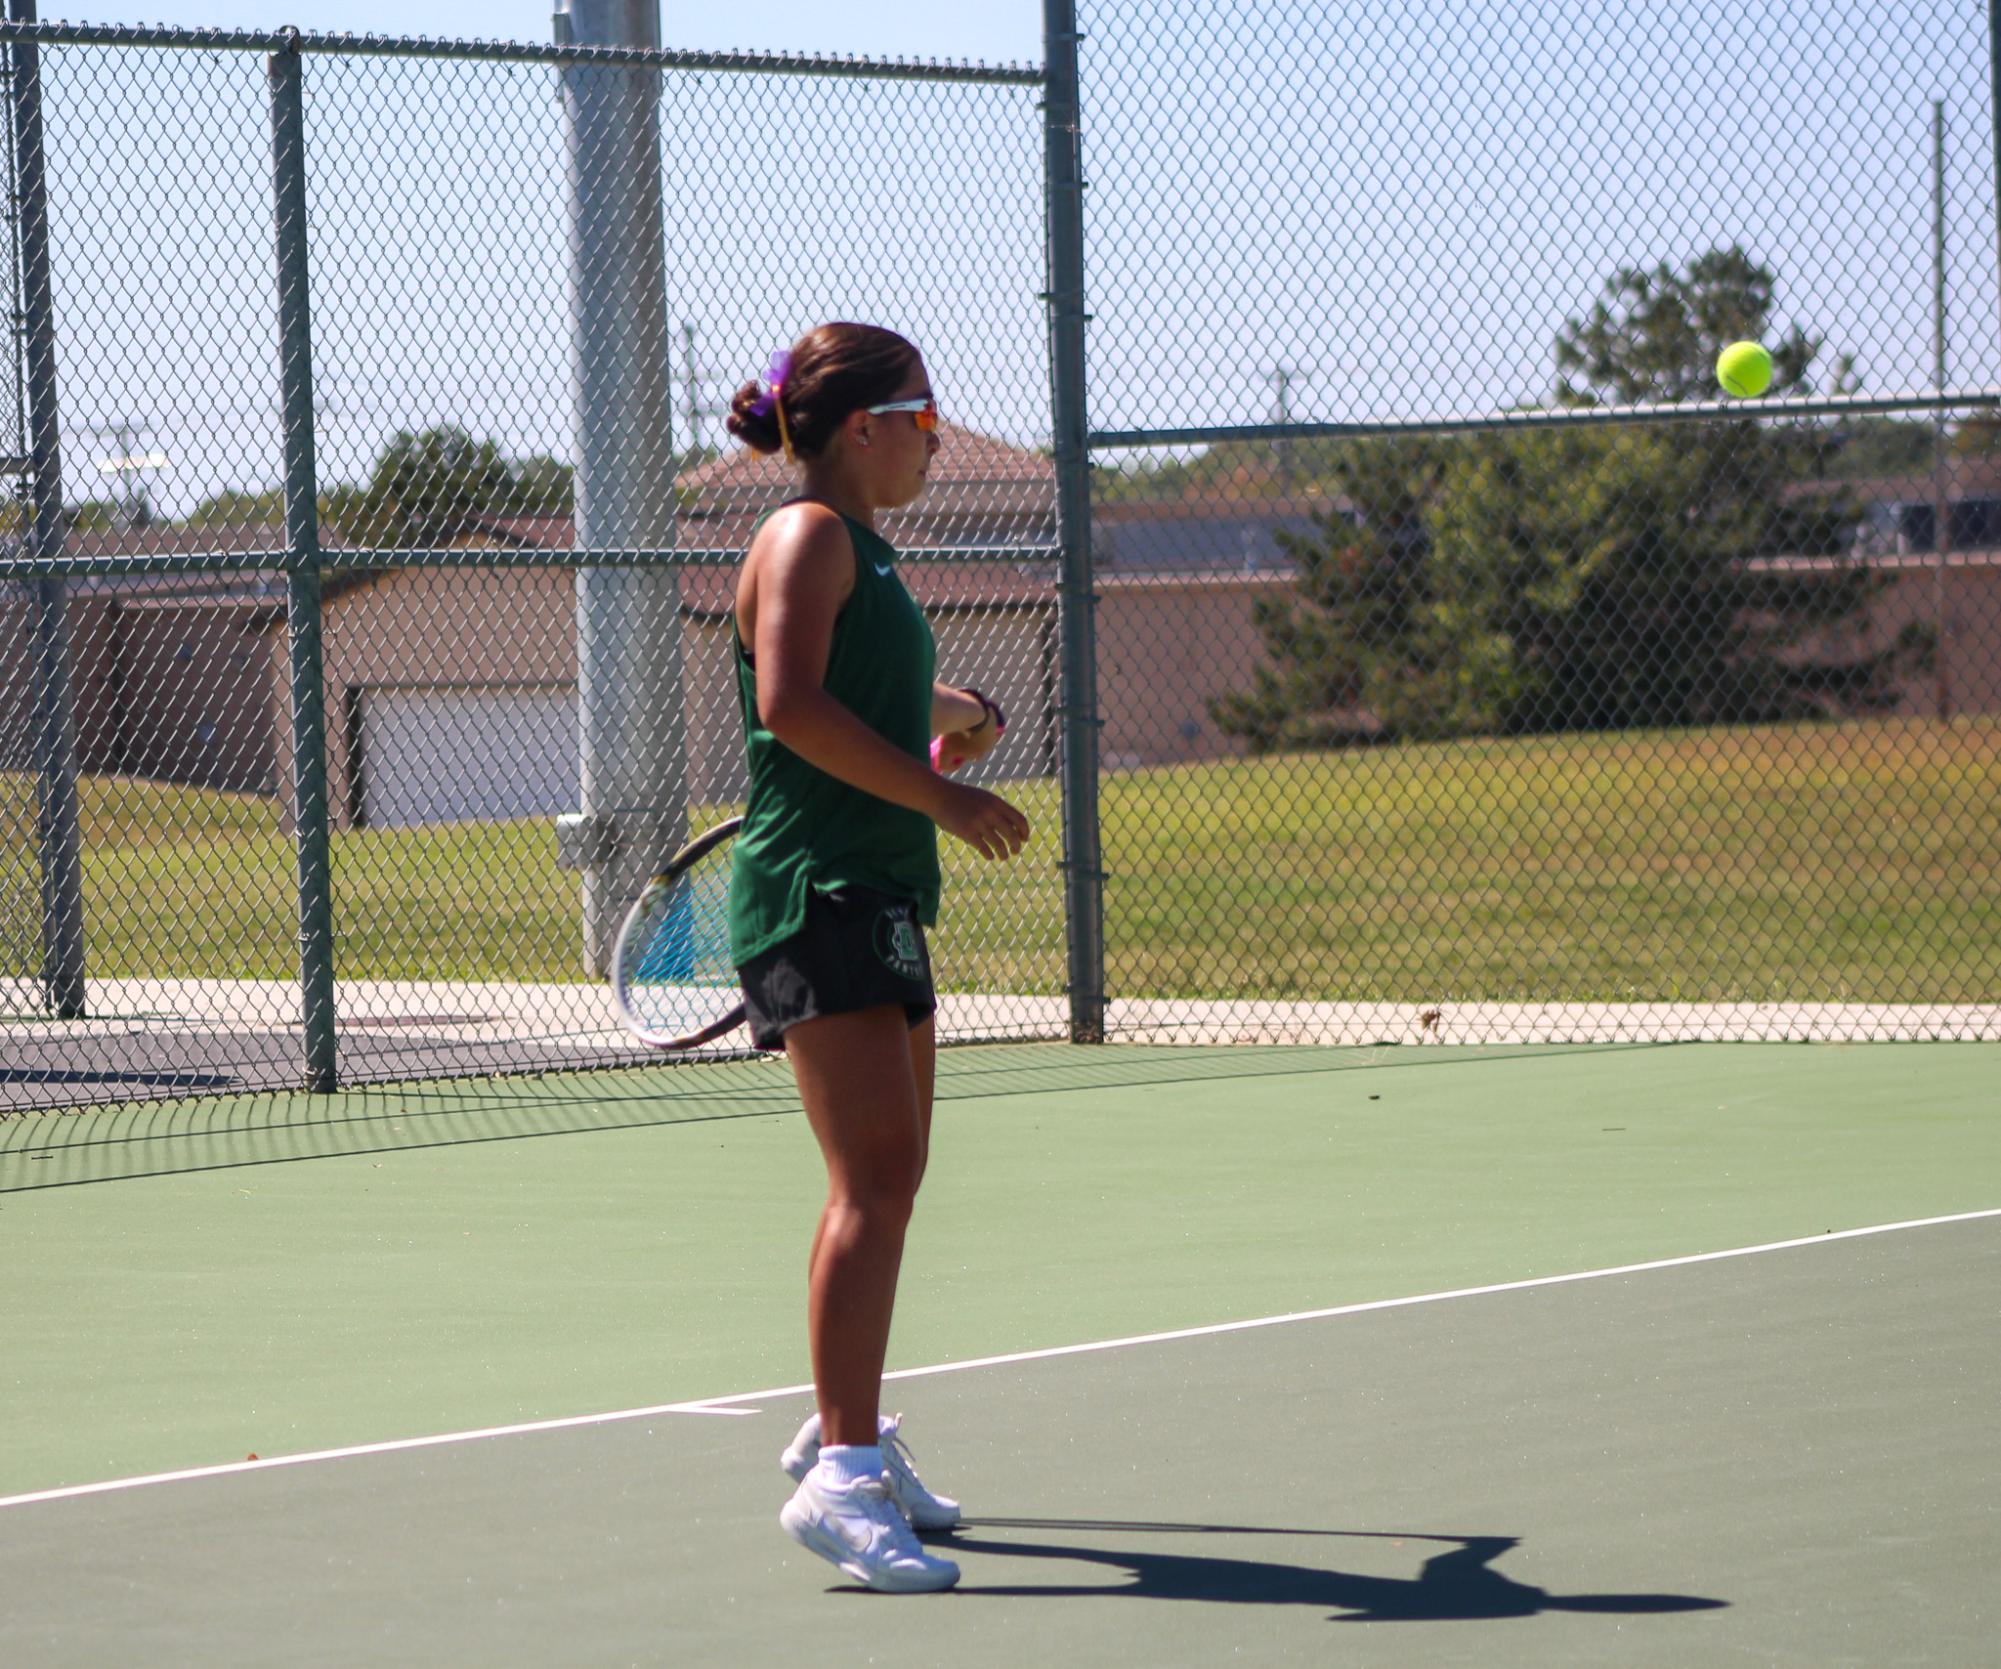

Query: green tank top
left=728, top=507, right=940, bottom=965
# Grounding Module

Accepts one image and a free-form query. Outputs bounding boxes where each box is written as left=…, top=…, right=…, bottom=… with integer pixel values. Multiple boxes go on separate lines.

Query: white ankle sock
left=816, top=1444, right=884, bottom=1487
left=802, top=1413, right=894, bottom=1441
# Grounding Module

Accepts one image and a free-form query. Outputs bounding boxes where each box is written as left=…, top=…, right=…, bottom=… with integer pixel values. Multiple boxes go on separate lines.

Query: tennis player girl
left=725, top=323, right=1030, bottom=1592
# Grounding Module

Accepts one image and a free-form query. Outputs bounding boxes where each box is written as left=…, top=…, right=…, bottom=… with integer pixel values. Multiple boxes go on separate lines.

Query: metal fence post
left=1932, top=98, right=1953, bottom=721
left=1043, top=0, right=1104, bottom=1042
left=556, top=0, right=685, bottom=978
left=9, top=0, right=84, bottom=1019
left=268, top=30, right=336, bottom=1092
left=1992, top=1, right=2001, bottom=380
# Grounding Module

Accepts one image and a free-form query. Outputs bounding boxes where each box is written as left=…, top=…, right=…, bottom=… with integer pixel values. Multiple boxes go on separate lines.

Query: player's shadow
left=941, top=1520, right=1726, bottom=1622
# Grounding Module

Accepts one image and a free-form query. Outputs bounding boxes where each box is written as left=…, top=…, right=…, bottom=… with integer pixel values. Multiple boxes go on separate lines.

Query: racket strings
left=617, top=857, right=739, bottom=1039
left=631, top=864, right=733, bottom=986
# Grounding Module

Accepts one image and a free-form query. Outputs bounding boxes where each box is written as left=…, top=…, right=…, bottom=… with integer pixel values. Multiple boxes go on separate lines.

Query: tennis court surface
left=3, top=1039, right=1996, bottom=1666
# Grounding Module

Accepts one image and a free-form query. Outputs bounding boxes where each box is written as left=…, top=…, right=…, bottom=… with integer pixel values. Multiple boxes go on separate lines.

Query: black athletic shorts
left=737, top=884, right=937, bottom=1051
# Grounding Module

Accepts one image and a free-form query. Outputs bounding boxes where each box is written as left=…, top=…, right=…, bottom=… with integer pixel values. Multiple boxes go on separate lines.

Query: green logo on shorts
left=874, top=906, right=925, bottom=982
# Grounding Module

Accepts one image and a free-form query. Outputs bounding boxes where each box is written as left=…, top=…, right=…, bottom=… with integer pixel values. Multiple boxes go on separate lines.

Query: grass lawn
left=8, top=716, right=1995, bottom=1004
left=1100, top=718, right=1999, bottom=1003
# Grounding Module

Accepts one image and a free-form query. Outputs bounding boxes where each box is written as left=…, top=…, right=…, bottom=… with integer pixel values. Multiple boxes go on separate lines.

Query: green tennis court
left=4, top=1040, right=1995, bottom=1665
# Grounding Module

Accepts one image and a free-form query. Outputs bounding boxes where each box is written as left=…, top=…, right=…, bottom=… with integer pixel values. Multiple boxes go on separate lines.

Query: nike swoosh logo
left=874, top=562, right=894, bottom=575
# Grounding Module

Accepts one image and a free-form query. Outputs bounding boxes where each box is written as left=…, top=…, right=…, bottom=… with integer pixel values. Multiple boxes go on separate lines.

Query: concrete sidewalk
left=6, top=977, right=1996, bottom=1113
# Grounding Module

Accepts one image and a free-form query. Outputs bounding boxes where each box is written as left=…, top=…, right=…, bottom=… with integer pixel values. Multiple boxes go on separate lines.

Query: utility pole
left=682, top=321, right=701, bottom=464
left=1272, top=366, right=1292, bottom=493
left=555, top=0, right=685, bottom=976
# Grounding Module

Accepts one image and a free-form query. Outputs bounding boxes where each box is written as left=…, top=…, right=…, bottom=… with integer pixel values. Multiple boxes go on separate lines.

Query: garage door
left=359, top=686, right=578, bottom=828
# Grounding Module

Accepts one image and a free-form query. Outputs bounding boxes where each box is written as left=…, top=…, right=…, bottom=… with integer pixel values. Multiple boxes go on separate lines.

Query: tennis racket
left=615, top=691, right=994, bottom=1047
left=611, top=816, right=745, bottom=1049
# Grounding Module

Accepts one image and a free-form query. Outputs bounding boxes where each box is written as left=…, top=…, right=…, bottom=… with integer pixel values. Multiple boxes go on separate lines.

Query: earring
left=859, top=433, right=871, bottom=448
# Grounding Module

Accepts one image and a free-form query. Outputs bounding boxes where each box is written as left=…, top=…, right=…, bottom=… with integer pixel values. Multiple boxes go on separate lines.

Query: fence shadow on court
left=943, top=1521, right=1727, bottom=1622
left=3, top=1041, right=1654, bottom=1191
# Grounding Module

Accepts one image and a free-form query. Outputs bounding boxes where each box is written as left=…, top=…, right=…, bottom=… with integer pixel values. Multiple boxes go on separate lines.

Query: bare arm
left=745, top=509, right=1029, bottom=860
left=930, top=681, right=1003, bottom=772
left=931, top=682, right=986, bottom=737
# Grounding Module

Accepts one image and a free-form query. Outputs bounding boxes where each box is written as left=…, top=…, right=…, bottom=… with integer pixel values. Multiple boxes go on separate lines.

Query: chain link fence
left=3, top=4, right=1998, bottom=1114
left=1077, top=0, right=2000, bottom=1045
left=0, top=22, right=1059, bottom=1110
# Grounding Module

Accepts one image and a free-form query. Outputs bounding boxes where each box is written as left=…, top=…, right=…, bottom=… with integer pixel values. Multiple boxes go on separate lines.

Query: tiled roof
left=676, top=420, right=1054, bottom=495
left=677, top=422, right=1054, bottom=545
left=1097, top=493, right=1348, bottom=523
left=677, top=559, right=1056, bottom=618
left=57, top=521, right=293, bottom=558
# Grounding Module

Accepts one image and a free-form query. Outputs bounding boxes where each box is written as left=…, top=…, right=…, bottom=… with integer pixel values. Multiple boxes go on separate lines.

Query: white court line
left=0, top=1405, right=762, bottom=1511
left=4, top=1205, right=1996, bottom=1514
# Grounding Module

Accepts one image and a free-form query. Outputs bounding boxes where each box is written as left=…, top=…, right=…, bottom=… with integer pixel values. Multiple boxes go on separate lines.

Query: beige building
left=269, top=422, right=1064, bottom=829
left=1, top=529, right=284, bottom=796
left=5, top=450, right=1995, bottom=832
left=1749, top=551, right=2001, bottom=719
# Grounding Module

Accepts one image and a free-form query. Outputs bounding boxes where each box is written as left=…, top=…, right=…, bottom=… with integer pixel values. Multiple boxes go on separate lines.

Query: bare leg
left=909, top=1014, right=936, bottom=1189
left=801, top=1014, right=936, bottom=1407
left=787, top=1004, right=924, bottom=1451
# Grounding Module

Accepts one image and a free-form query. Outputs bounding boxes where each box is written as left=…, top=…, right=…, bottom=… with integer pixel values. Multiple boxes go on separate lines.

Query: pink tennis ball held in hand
left=931, top=697, right=1005, bottom=773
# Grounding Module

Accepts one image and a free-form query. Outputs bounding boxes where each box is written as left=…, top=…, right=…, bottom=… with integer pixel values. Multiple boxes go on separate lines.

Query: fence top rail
left=0, top=18, right=1043, bottom=83
left=1093, top=389, right=2001, bottom=452
left=0, top=544, right=1062, bottom=580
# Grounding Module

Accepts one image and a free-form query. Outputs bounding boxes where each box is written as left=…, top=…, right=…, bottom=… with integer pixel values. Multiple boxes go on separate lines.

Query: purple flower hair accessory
left=748, top=348, right=793, bottom=419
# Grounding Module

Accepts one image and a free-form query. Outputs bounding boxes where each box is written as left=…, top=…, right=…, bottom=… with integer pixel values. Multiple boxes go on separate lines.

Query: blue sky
left=57, top=1, right=1043, bottom=64
left=37, top=2, right=1050, bottom=515
left=28, top=1, right=1998, bottom=517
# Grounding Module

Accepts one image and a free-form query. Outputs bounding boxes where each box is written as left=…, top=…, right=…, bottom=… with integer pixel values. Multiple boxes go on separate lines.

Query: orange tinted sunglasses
left=865, top=396, right=939, bottom=432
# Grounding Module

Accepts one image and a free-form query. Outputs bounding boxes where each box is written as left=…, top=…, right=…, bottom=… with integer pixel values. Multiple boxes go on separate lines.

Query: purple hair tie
left=747, top=347, right=793, bottom=419
left=750, top=348, right=797, bottom=459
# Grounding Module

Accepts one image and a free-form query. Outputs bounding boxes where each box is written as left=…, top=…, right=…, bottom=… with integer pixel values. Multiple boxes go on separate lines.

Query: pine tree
left=1213, top=249, right=1920, bottom=744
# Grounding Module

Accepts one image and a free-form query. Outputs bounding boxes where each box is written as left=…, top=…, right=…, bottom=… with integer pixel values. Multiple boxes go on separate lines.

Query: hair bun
left=722, top=325, right=919, bottom=462
left=726, top=379, right=784, bottom=455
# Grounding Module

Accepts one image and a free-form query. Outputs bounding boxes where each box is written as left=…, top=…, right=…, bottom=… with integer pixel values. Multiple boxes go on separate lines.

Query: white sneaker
left=780, top=1412, right=963, bottom=1530
left=778, top=1469, right=961, bottom=1593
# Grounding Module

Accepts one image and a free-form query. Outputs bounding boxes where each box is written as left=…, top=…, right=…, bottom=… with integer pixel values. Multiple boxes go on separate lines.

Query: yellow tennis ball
left=1717, top=340, right=1773, bottom=398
